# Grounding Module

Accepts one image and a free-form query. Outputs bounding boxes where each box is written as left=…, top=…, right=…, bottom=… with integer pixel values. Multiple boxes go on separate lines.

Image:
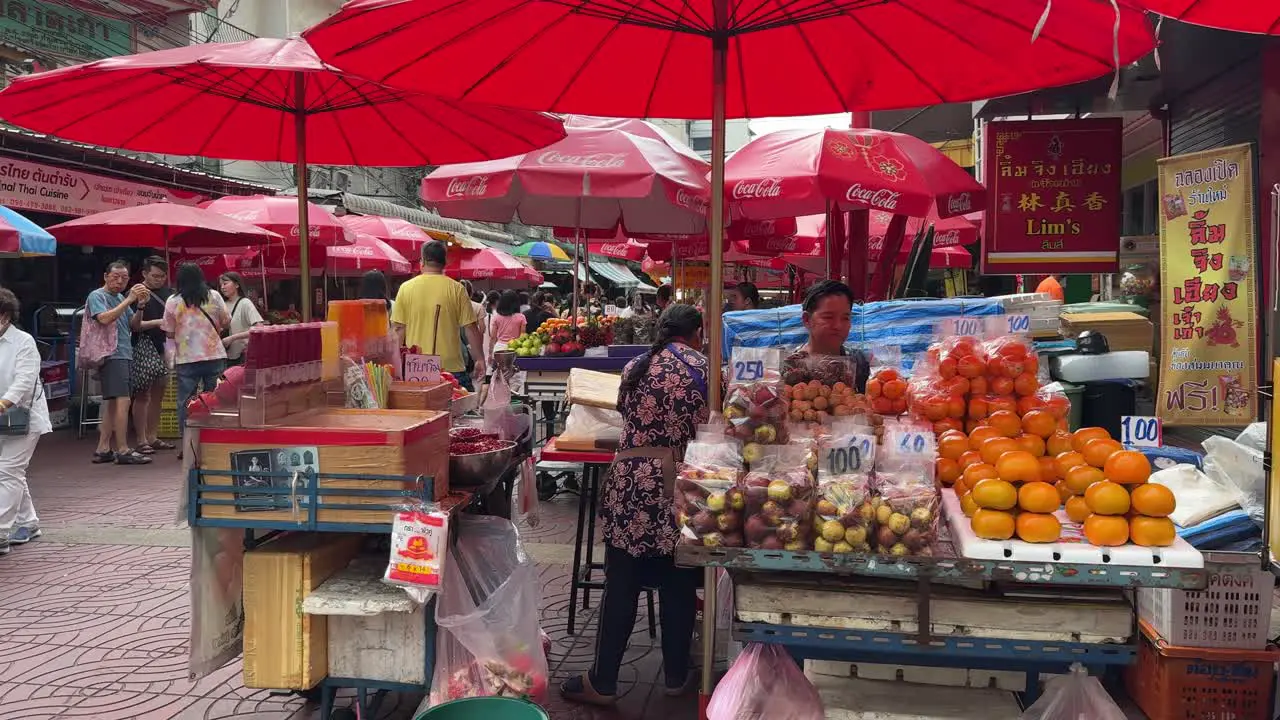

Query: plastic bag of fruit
left=782, top=351, right=867, bottom=431
left=740, top=443, right=816, bottom=551
left=723, top=347, right=789, bottom=446
left=813, top=421, right=877, bottom=553
left=865, top=347, right=909, bottom=420
left=430, top=516, right=548, bottom=706
left=707, top=642, right=825, bottom=720
left=1019, top=663, right=1126, bottom=720
left=675, top=429, right=745, bottom=547
left=871, top=421, right=940, bottom=556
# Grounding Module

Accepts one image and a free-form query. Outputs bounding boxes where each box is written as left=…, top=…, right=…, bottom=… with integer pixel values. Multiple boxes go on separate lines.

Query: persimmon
left=1130, top=484, right=1176, bottom=518
left=1084, top=514, right=1129, bottom=546
left=1017, top=395, right=1047, bottom=416
left=866, top=378, right=883, bottom=397
left=934, top=418, right=964, bottom=435
left=1021, top=410, right=1057, bottom=439
left=980, top=436, right=1021, bottom=466
left=968, top=397, right=990, bottom=420
left=883, top=378, right=908, bottom=400
left=1044, top=393, right=1071, bottom=420
left=937, top=457, right=961, bottom=486
left=986, top=356, right=1009, bottom=378
left=971, top=478, right=1018, bottom=510
left=1041, top=456, right=1061, bottom=482
left=956, top=355, right=987, bottom=378
left=946, top=395, right=966, bottom=419
left=1065, top=495, right=1091, bottom=523
left=1071, top=427, right=1111, bottom=453
left=953, top=475, right=971, bottom=497
left=971, top=508, right=1015, bottom=540
left=969, top=426, right=1004, bottom=451
left=1013, top=373, right=1040, bottom=396
left=1064, top=464, right=1104, bottom=495
left=988, top=395, right=1018, bottom=415
left=997, top=450, right=1042, bottom=483
left=957, top=450, right=984, bottom=471
left=1046, top=430, right=1074, bottom=457
left=1082, top=438, right=1124, bottom=468
left=991, top=376, right=1015, bottom=396
left=918, top=395, right=949, bottom=421
left=987, top=410, right=1022, bottom=438
left=1023, top=354, right=1039, bottom=375
left=1104, top=450, right=1152, bottom=485
left=1015, top=433, right=1047, bottom=457
left=1016, top=513, right=1062, bottom=543
left=939, top=431, right=970, bottom=460
left=942, top=377, right=971, bottom=396
left=1130, top=516, right=1176, bottom=547
left=1055, top=480, right=1074, bottom=503
left=997, top=341, right=1029, bottom=360
left=1054, top=450, right=1088, bottom=480
left=1084, top=480, right=1131, bottom=516
left=965, top=418, right=985, bottom=434
left=938, top=357, right=958, bottom=379
left=1018, top=481, right=1061, bottom=513
left=968, top=376, right=989, bottom=396
left=963, top=462, right=1000, bottom=486
left=960, top=492, right=980, bottom=517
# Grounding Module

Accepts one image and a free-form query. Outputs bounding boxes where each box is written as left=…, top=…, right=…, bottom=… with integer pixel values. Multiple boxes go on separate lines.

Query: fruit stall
left=674, top=308, right=1249, bottom=714
left=181, top=299, right=544, bottom=720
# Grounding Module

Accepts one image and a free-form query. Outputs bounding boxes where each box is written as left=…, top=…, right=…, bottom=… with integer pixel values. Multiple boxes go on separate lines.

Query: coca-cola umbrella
left=325, top=234, right=415, bottom=277
left=338, top=215, right=434, bottom=265
left=173, top=251, right=301, bottom=282
left=200, top=194, right=353, bottom=248
left=0, top=37, right=565, bottom=320
left=869, top=210, right=979, bottom=248
left=1135, top=1, right=1280, bottom=34
left=755, top=214, right=971, bottom=273
left=446, top=247, right=544, bottom=283
left=46, top=202, right=283, bottom=259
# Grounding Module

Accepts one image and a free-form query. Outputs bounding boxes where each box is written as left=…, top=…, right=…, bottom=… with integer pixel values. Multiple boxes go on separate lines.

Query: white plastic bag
left=707, top=643, right=823, bottom=720
left=560, top=404, right=623, bottom=444
left=1149, top=463, right=1239, bottom=527
left=513, top=457, right=540, bottom=528
left=1202, top=435, right=1265, bottom=527
left=1020, top=663, right=1125, bottom=720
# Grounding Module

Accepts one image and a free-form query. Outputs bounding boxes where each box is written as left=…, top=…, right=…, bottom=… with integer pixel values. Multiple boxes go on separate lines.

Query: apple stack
left=723, top=348, right=790, bottom=466
left=812, top=422, right=877, bottom=553
left=674, top=427, right=746, bottom=548
left=740, top=444, right=816, bottom=551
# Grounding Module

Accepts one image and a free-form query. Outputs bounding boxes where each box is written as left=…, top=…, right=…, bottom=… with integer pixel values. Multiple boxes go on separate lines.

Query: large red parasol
left=339, top=214, right=434, bottom=264
left=446, top=247, right=544, bottom=283
left=47, top=202, right=282, bottom=249
left=1135, top=1, right=1280, bottom=34
left=869, top=210, right=979, bottom=248
left=0, top=36, right=565, bottom=320
left=325, top=235, right=415, bottom=277
left=200, top=195, right=353, bottom=248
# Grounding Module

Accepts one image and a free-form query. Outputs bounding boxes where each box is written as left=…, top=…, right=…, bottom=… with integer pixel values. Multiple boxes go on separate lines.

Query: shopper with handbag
left=85, top=260, right=152, bottom=465
left=130, top=256, right=174, bottom=456
left=163, top=263, right=230, bottom=446
left=0, top=287, right=49, bottom=555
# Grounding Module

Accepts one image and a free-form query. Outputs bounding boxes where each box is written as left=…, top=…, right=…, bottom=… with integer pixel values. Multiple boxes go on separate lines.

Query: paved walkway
left=0, top=432, right=696, bottom=720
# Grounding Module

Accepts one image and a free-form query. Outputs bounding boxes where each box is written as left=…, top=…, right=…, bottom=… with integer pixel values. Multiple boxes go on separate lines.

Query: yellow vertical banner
left=1156, top=144, right=1258, bottom=426
left=1270, top=359, right=1280, bottom=562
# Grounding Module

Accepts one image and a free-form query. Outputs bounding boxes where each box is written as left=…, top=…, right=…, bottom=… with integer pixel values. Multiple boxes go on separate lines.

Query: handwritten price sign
left=823, top=434, right=875, bottom=476
left=1120, top=416, right=1163, bottom=448
left=404, top=354, right=442, bottom=383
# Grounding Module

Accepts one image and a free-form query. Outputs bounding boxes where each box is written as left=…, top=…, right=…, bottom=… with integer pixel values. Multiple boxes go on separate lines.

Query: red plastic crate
left=1126, top=620, right=1278, bottom=720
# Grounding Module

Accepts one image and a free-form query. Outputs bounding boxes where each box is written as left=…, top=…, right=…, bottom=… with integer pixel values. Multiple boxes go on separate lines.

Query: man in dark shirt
left=130, top=256, right=174, bottom=454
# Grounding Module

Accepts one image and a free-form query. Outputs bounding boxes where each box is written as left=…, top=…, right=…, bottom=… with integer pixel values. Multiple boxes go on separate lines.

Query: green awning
left=589, top=260, right=640, bottom=289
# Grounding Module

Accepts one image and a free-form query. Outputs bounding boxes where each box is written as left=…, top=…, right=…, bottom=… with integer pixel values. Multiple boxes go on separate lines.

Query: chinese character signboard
left=1156, top=144, right=1258, bottom=426
left=0, top=1, right=134, bottom=61
left=0, top=157, right=205, bottom=216
left=982, top=119, right=1122, bottom=275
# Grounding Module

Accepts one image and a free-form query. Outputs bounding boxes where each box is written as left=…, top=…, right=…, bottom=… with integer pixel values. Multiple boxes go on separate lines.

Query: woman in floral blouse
left=561, top=304, right=708, bottom=706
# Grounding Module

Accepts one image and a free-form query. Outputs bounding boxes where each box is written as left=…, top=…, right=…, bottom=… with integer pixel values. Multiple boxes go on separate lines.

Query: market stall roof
left=589, top=259, right=641, bottom=289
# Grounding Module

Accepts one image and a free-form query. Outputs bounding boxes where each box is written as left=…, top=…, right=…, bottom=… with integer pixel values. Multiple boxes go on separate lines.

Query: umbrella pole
left=294, top=74, right=313, bottom=323
left=847, top=209, right=868, bottom=299
left=707, top=36, right=727, bottom=410
left=868, top=213, right=907, bottom=301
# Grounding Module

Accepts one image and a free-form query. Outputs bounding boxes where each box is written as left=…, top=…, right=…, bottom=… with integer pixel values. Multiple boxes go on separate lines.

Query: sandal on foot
left=136, top=444, right=156, bottom=455
left=152, top=439, right=176, bottom=450
left=560, top=673, right=616, bottom=707
left=92, top=450, right=115, bottom=464
left=115, top=451, right=153, bottom=465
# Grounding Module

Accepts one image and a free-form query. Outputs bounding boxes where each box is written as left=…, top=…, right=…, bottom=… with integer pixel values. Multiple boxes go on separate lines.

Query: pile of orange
left=866, top=367, right=909, bottom=416
left=944, top=422, right=1177, bottom=548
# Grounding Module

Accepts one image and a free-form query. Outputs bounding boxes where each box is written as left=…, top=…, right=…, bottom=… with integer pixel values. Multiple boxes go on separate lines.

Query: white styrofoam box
left=808, top=674, right=1021, bottom=720
left=1050, top=351, right=1150, bottom=382
left=1138, top=552, right=1273, bottom=649
left=328, top=606, right=427, bottom=684
left=942, top=490, right=1203, bottom=569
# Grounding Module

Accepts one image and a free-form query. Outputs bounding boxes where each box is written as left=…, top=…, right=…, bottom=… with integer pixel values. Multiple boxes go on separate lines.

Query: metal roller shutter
left=1169, top=55, right=1262, bottom=155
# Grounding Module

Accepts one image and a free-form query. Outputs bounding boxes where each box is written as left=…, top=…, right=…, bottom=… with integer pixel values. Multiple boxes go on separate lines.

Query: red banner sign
left=981, top=119, right=1121, bottom=275
left=587, top=240, right=647, bottom=262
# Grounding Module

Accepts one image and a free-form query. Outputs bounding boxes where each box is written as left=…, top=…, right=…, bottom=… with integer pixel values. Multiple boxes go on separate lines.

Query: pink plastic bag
left=707, top=643, right=824, bottom=720
left=78, top=305, right=117, bottom=369
left=1020, top=663, right=1126, bottom=720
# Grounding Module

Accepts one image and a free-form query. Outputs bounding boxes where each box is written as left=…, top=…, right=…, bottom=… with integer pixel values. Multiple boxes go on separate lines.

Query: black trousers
left=589, top=545, right=700, bottom=694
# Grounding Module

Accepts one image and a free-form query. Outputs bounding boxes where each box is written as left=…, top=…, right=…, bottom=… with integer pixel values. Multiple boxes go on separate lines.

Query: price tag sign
left=822, top=434, right=875, bottom=476
left=1120, top=416, right=1163, bottom=448
left=896, top=431, right=931, bottom=455
left=943, top=316, right=983, bottom=336
left=731, top=359, right=765, bottom=382
left=404, top=353, right=442, bottom=383
left=1004, top=314, right=1032, bottom=334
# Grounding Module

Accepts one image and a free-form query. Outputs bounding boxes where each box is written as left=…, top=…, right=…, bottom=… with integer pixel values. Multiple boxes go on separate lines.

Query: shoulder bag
left=78, top=299, right=118, bottom=369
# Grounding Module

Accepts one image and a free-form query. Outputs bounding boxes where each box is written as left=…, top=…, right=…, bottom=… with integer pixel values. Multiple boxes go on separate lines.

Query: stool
left=568, top=462, right=657, bottom=639
left=76, top=366, right=103, bottom=440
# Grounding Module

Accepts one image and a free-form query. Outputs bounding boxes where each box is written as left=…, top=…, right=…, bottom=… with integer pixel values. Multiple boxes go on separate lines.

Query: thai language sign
left=0, top=1, right=133, bottom=61
left=1156, top=144, right=1258, bottom=426
left=0, top=157, right=204, bottom=217
left=982, top=118, right=1121, bottom=275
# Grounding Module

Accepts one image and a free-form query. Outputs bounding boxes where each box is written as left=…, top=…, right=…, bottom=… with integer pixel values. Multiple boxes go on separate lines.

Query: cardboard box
left=242, top=533, right=363, bottom=689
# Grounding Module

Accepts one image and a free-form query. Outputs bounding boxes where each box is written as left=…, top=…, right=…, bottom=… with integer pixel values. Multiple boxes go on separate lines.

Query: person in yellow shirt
left=392, top=241, right=485, bottom=391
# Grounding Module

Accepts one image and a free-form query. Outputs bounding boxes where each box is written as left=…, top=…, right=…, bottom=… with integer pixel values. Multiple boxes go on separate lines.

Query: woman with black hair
left=358, top=269, right=392, bottom=311
left=219, top=271, right=264, bottom=366
left=163, top=263, right=229, bottom=443
left=561, top=303, right=707, bottom=707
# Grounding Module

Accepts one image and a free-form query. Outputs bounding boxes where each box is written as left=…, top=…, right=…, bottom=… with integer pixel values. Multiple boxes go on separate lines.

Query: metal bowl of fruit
left=449, top=428, right=517, bottom=490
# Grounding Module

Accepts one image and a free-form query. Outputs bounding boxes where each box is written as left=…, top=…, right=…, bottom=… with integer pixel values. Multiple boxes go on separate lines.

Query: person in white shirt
left=0, top=287, right=49, bottom=554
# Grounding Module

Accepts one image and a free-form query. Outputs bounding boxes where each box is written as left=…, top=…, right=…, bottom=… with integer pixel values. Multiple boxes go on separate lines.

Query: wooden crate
left=196, top=408, right=450, bottom=525
left=243, top=532, right=363, bottom=690
left=387, top=381, right=454, bottom=412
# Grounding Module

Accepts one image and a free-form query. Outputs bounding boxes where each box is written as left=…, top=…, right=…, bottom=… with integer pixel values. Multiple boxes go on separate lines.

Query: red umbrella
left=305, top=1, right=1154, bottom=119
left=446, top=247, right=544, bottom=283
left=760, top=214, right=972, bottom=273
left=422, top=127, right=709, bottom=236
left=869, top=210, right=978, bottom=248
left=563, top=115, right=707, bottom=166
left=46, top=202, right=283, bottom=249
left=173, top=251, right=301, bottom=282
left=200, top=195, right=353, bottom=248
left=1136, top=1, right=1280, bottom=33
left=588, top=236, right=649, bottom=263
left=325, top=235, right=415, bottom=277
left=0, top=36, right=565, bottom=320
left=339, top=214, right=434, bottom=263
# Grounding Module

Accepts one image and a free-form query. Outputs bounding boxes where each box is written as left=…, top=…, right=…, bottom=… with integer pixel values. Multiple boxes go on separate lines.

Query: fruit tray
left=941, top=490, right=1203, bottom=569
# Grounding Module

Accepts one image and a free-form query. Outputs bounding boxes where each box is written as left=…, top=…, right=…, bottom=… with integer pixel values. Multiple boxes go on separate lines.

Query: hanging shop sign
left=1156, top=144, right=1258, bottom=426
left=981, top=118, right=1122, bottom=275
left=0, top=156, right=205, bottom=217
left=675, top=263, right=710, bottom=287
left=0, top=1, right=133, bottom=61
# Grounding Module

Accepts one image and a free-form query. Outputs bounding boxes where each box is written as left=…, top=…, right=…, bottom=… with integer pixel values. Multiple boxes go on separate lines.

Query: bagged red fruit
left=723, top=347, right=789, bottom=446
left=814, top=421, right=877, bottom=553
left=864, top=347, right=908, bottom=428
left=740, top=443, right=815, bottom=551
left=871, top=421, right=940, bottom=556
left=675, top=428, right=745, bottom=548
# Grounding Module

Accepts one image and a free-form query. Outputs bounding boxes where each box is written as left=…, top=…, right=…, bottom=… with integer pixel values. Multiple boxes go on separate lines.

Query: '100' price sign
left=1120, top=416, right=1163, bottom=448
left=823, top=435, right=875, bottom=476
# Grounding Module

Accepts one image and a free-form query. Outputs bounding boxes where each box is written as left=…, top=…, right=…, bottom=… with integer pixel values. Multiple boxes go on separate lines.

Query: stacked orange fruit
left=1055, top=429, right=1176, bottom=547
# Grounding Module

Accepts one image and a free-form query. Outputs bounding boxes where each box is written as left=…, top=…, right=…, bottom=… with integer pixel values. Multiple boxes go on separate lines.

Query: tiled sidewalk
left=0, top=432, right=695, bottom=720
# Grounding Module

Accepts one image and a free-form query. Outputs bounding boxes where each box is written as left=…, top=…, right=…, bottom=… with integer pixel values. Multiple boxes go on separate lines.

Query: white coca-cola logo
left=947, top=192, right=972, bottom=214
left=331, top=245, right=376, bottom=257
left=599, top=243, right=630, bottom=257
left=845, top=183, right=901, bottom=210
left=536, top=151, right=627, bottom=168
left=755, top=237, right=804, bottom=253
left=191, top=256, right=215, bottom=265
left=473, top=269, right=494, bottom=278
left=732, top=177, right=782, bottom=199
left=224, top=210, right=260, bottom=222
left=935, top=229, right=960, bottom=247
left=289, top=225, right=321, bottom=238
left=674, top=188, right=707, bottom=212
left=868, top=236, right=885, bottom=251
left=445, top=176, right=489, bottom=198
left=742, top=219, right=776, bottom=237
